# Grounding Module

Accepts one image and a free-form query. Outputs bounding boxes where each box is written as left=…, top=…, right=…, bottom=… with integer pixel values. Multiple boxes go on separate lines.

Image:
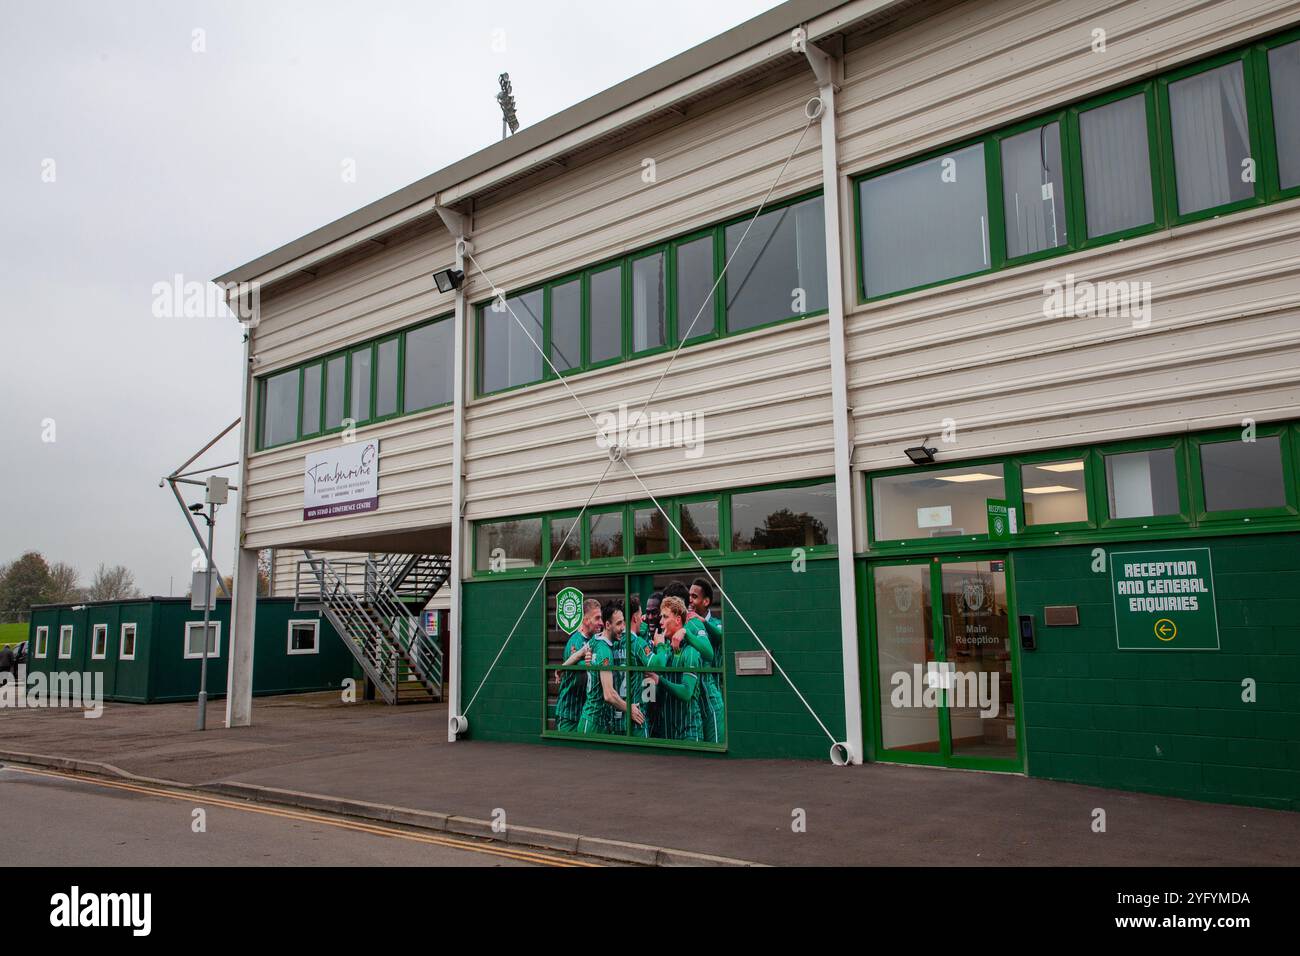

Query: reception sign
left=1110, top=547, right=1219, bottom=650
left=304, top=440, right=379, bottom=520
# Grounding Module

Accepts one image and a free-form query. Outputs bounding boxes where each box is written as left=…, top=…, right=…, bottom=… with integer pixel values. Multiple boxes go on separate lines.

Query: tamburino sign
left=303, top=440, right=379, bottom=521
left=1110, top=547, right=1220, bottom=650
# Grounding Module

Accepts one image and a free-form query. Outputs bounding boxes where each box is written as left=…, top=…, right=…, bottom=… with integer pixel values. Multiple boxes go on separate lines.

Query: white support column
left=806, top=39, right=864, bottom=765
left=438, top=206, right=470, bottom=742
left=226, top=301, right=259, bottom=728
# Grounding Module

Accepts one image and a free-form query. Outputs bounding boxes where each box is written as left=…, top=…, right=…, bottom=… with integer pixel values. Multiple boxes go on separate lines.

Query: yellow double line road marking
left=2, top=764, right=599, bottom=867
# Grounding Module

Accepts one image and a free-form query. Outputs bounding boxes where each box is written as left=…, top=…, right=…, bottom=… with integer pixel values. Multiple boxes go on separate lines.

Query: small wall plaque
left=734, top=650, right=772, bottom=675
left=1044, top=605, right=1080, bottom=626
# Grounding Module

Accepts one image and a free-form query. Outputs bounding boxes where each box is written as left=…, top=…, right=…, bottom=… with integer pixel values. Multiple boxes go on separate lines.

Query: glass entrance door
left=869, top=556, right=1024, bottom=771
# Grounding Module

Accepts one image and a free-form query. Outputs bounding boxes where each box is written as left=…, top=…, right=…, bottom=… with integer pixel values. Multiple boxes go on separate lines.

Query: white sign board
left=304, top=439, right=380, bottom=521
left=916, top=505, right=953, bottom=529
left=190, top=570, right=217, bottom=611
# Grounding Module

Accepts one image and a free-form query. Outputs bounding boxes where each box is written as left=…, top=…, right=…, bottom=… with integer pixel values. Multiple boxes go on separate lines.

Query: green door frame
left=864, top=553, right=1027, bottom=773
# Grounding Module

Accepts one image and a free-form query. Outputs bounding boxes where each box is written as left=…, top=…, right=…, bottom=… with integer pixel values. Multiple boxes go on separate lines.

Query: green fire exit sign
left=1110, top=547, right=1220, bottom=650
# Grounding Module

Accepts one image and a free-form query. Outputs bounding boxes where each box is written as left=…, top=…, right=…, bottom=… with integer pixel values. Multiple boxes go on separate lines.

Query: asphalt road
left=0, top=764, right=594, bottom=867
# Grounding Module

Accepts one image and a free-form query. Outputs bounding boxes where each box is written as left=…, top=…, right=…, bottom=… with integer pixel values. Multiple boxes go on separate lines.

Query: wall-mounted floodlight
left=433, top=268, right=465, bottom=294
left=904, top=444, right=938, bottom=465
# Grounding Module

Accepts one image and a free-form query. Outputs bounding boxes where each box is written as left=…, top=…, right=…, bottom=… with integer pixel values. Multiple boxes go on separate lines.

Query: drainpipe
left=804, top=34, right=864, bottom=765
left=436, top=205, right=470, bottom=742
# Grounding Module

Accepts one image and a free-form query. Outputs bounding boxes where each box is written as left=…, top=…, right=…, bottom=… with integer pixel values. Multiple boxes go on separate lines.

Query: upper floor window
left=1266, top=38, right=1300, bottom=191
left=725, top=195, right=827, bottom=331
left=1078, top=92, right=1156, bottom=239
left=1165, top=59, right=1254, bottom=216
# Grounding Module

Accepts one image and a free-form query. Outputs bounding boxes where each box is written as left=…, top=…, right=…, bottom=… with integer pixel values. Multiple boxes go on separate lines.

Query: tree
left=0, top=552, right=53, bottom=622
left=47, top=562, right=83, bottom=604
left=86, top=564, right=141, bottom=602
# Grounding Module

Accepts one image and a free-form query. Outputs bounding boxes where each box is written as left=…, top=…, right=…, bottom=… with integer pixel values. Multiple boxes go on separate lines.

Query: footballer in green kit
left=688, top=577, right=726, bottom=743
left=577, top=603, right=643, bottom=736
left=650, top=595, right=705, bottom=741
left=553, top=598, right=602, bottom=733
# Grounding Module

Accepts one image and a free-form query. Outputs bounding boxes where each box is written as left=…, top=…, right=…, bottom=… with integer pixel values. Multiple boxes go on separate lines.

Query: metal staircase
left=295, top=551, right=449, bottom=705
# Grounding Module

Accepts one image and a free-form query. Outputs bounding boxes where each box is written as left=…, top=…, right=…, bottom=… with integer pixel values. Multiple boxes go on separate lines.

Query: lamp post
left=190, top=476, right=228, bottom=731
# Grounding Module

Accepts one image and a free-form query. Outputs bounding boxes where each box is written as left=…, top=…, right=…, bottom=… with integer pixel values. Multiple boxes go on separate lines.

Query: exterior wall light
left=433, top=268, right=465, bottom=294
left=905, top=444, right=938, bottom=465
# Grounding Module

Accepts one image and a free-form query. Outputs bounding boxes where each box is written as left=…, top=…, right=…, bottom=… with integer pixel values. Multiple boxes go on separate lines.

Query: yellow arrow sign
left=1154, top=618, right=1177, bottom=641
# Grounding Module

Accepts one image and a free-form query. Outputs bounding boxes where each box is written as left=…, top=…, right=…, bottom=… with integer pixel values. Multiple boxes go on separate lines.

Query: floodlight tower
left=497, top=72, right=519, bottom=140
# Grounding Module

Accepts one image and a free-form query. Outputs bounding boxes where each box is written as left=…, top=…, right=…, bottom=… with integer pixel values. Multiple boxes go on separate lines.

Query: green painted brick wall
left=460, top=559, right=846, bottom=759
left=1014, top=534, right=1300, bottom=812
left=461, top=579, right=544, bottom=743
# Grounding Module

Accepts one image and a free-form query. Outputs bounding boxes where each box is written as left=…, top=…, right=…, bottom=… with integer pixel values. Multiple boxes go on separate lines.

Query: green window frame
left=547, top=511, right=583, bottom=568
left=474, top=190, right=827, bottom=398
left=1094, top=436, right=1191, bottom=531
left=254, top=313, right=454, bottom=451
left=866, top=459, right=1013, bottom=550
left=586, top=507, right=628, bottom=565
left=852, top=28, right=1300, bottom=303
left=1014, top=448, right=1096, bottom=536
left=1189, top=425, right=1298, bottom=524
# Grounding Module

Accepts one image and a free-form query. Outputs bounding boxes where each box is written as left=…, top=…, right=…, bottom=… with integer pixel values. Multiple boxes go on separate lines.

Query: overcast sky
left=0, top=0, right=784, bottom=596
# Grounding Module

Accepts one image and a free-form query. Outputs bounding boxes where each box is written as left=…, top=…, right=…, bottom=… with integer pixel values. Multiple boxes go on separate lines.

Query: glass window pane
left=186, top=623, right=218, bottom=656
left=859, top=145, right=989, bottom=298
left=1200, top=436, right=1286, bottom=512
left=588, top=511, right=624, bottom=560
left=874, top=564, right=939, bottom=753
left=1079, top=94, right=1155, bottom=238
left=631, top=253, right=665, bottom=352
left=1020, top=459, right=1087, bottom=525
left=1168, top=62, right=1253, bottom=215
left=731, top=482, right=836, bottom=551
left=404, top=319, right=452, bottom=412
left=350, top=346, right=372, bottom=421
left=1269, top=40, right=1300, bottom=190
left=589, top=267, right=621, bottom=364
left=324, top=355, right=346, bottom=430
left=633, top=507, right=670, bottom=556
left=726, top=195, right=827, bottom=331
left=480, top=290, right=543, bottom=393
left=1105, top=448, right=1180, bottom=518
left=375, top=338, right=399, bottom=418
left=872, top=467, right=1006, bottom=541
left=550, top=516, right=580, bottom=563
left=1001, top=122, right=1067, bottom=258
left=676, top=235, right=715, bottom=342
left=679, top=499, right=720, bottom=552
left=475, top=518, right=542, bottom=571
left=262, top=369, right=299, bottom=447
left=550, top=279, right=581, bottom=373
left=300, top=363, right=322, bottom=437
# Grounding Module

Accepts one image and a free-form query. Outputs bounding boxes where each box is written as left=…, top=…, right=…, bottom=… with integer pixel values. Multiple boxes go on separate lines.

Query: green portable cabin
left=25, top=597, right=356, bottom=703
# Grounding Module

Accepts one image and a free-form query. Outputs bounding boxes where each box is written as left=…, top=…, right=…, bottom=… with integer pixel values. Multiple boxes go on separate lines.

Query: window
left=550, top=514, right=581, bottom=564
left=120, top=623, right=137, bottom=661
left=475, top=518, right=542, bottom=572
left=549, top=278, right=582, bottom=373
left=589, top=266, right=622, bottom=364
left=1105, top=448, right=1180, bottom=519
left=287, top=620, right=320, bottom=655
left=732, top=482, right=836, bottom=551
left=58, top=625, right=73, bottom=659
left=1078, top=93, right=1156, bottom=238
left=675, top=234, right=716, bottom=342
left=1268, top=40, right=1300, bottom=190
left=35, top=626, right=48, bottom=658
left=872, top=466, right=1006, bottom=543
left=184, top=621, right=221, bottom=659
left=631, top=251, right=666, bottom=352
left=1021, top=458, right=1089, bottom=526
left=301, top=363, right=322, bottom=437
left=374, top=337, right=399, bottom=418
left=1198, top=435, right=1287, bottom=512
left=859, top=145, right=988, bottom=298
left=727, top=195, right=827, bottom=328
left=261, top=368, right=299, bottom=447
left=324, top=354, right=347, bottom=430
left=679, top=498, right=720, bottom=553
left=480, top=290, right=543, bottom=393
left=91, top=623, right=107, bottom=660
left=1166, top=61, right=1253, bottom=216
left=1001, top=122, right=1068, bottom=258
left=404, top=318, right=453, bottom=412
left=633, top=506, right=670, bottom=556
left=588, top=510, right=624, bottom=560
left=350, top=345, right=372, bottom=421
